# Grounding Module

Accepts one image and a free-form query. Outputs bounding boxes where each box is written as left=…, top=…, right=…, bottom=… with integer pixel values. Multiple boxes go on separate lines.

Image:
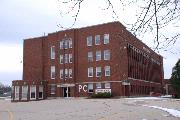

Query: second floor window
left=60, top=55, right=63, bottom=64
left=96, top=51, right=101, bottom=61
left=104, top=34, right=109, bottom=44
left=87, top=36, right=92, bottom=46
left=104, top=50, right=110, bottom=60
left=60, top=41, right=63, bottom=49
left=69, top=69, right=72, bottom=78
left=64, top=40, right=68, bottom=49
left=88, top=52, right=93, bottom=62
left=51, top=46, right=55, bottom=59
left=96, top=67, right=101, bottom=77
left=95, top=35, right=100, bottom=45
left=65, top=54, right=68, bottom=63
left=65, top=69, right=68, bottom=78
left=105, top=66, right=110, bottom=76
left=69, top=54, right=72, bottom=63
left=69, top=39, right=72, bottom=48
left=88, top=67, right=93, bottom=77
left=51, top=66, right=55, bottom=79
left=60, top=69, right=63, bottom=79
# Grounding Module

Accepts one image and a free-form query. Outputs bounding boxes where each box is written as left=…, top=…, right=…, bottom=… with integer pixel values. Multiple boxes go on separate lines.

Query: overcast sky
left=0, top=0, right=179, bottom=85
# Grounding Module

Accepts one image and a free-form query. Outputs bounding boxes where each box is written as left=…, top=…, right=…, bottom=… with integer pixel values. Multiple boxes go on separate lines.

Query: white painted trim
left=21, top=86, right=28, bottom=100
left=30, top=85, right=36, bottom=100
left=128, top=77, right=161, bottom=84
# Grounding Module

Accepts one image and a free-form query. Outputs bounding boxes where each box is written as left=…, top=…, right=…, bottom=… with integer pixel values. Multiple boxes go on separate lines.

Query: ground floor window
left=22, top=86, right=28, bottom=100
left=96, top=83, right=101, bottom=89
left=88, top=83, right=93, bottom=93
left=105, top=83, right=111, bottom=88
left=51, top=84, right=56, bottom=95
left=30, top=85, right=36, bottom=100
left=15, top=86, right=19, bottom=100
left=39, top=86, right=43, bottom=99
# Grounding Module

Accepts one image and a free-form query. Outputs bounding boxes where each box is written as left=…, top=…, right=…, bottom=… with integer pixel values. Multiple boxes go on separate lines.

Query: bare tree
left=57, top=0, right=180, bottom=52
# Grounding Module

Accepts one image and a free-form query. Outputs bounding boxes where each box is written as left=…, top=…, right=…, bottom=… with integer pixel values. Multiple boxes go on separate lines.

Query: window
left=65, top=54, right=68, bottom=63
left=105, top=66, right=110, bottom=76
left=60, top=41, right=64, bottom=49
left=39, top=86, right=43, bottom=99
left=88, top=67, right=93, bottom=77
left=22, top=86, right=28, bottom=100
left=64, top=40, right=68, bottom=49
left=69, top=54, right=72, bottom=63
left=69, top=69, right=72, bottom=78
left=96, top=51, right=101, bottom=61
left=15, top=86, right=19, bottom=100
left=104, top=34, right=109, bottom=44
left=104, top=50, right=110, bottom=60
left=51, top=84, right=56, bottom=95
left=65, top=69, right=68, bottom=78
left=96, top=83, right=101, bottom=89
left=88, top=83, right=93, bottom=93
left=60, top=55, right=64, bottom=64
left=60, top=69, right=63, bottom=79
left=69, top=39, right=72, bottom=48
left=51, top=46, right=55, bottom=59
left=51, top=66, right=55, bottom=79
left=95, top=35, right=100, bottom=45
left=87, top=36, right=92, bottom=46
left=105, top=83, right=110, bottom=88
left=88, top=52, right=93, bottom=62
left=96, top=67, right=101, bottom=77
left=30, top=85, right=36, bottom=99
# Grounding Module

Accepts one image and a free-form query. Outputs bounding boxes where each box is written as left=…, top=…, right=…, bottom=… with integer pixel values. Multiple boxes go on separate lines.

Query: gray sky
left=0, top=0, right=179, bottom=85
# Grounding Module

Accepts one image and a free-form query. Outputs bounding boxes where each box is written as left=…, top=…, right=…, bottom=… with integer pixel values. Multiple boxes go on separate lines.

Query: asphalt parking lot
left=1, top=97, right=180, bottom=120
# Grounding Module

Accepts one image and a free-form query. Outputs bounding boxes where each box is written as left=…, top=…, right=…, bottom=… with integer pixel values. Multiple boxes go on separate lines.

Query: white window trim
left=60, top=55, right=63, bottom=64
left=51, top=66, right=55, bottom=79
left=39, top=86, right=43, bottom=99
left=105, top=66, right=110, bottom=76
left=50, top=84, right=56, bottom=95
left=104, top=50, right=110, bottom=60
left=96, top=51, right=101, bottom=61
left=88, top=83, right=93, bottom=93
left=96, top=83, right=102, bottom=89
left=87, top=36, right=92, bottom=46
left=51, top=46, right=55, bottom=59
left=69, top=54, right=72, bottom=63
left=96, top=67, right=101, bottom=77
left=21, top=86, right=28, bottom=100
left=69, top=69, right=72, bottom=78
left=104, top=34, right=109, bottom=44
left=15, top=86, right=19, bottom=100
left=30, top=85, right=36, bottom=100
left=88, top=52, right=93, bottom=62
left=69, top=39, right=72, bottom=48
left=105, top=83, right=111, bottom=89
left=60, top=69, right=63, bottom=79
left=95, top=35, right=100, bottom=45
left=88, top=67, right=93, bottom=77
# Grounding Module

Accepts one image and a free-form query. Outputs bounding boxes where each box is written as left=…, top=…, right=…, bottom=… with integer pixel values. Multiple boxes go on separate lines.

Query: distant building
left=12, top=22, right=164, bottom=102
left=163, top=79, right=173, bottom=95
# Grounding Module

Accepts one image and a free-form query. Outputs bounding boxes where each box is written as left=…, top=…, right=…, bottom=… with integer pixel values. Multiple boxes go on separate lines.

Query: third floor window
left=95, top=35, right=100, bottom=45
left=87, top=36, right=92, bottom=46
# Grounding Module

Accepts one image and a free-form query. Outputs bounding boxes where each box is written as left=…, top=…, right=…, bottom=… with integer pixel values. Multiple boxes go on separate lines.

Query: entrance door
left=125, top=85, right=130, bottom=96
left=63, top=87, right=70, bottom=97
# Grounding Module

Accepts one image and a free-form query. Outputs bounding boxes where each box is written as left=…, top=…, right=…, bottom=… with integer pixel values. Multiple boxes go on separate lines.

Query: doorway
left=125, top=85, right=130, bottom=96
left=63, top=87, right=70, bottom=97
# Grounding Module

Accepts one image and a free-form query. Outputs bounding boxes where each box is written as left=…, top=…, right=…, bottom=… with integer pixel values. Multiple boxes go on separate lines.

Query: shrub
left=91, top=92, right=112, bottom=98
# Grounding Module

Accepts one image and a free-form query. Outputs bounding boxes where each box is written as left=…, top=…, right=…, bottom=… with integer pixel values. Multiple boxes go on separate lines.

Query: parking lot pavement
left=0, top=98, right=180, bottom=120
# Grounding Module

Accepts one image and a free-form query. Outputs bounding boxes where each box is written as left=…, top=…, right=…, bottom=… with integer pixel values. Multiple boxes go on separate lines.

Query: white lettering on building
left=78, top=85, right=87, bottom=92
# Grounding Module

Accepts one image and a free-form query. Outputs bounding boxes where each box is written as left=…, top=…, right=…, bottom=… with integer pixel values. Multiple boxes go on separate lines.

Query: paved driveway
left=0, top=98, right=180, bottom=120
